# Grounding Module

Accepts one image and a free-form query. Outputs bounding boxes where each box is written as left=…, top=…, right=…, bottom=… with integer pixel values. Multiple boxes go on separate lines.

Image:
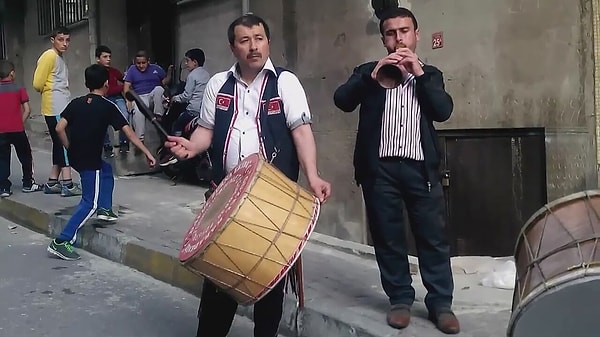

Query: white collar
left=227, top=58, right=276, bottom=82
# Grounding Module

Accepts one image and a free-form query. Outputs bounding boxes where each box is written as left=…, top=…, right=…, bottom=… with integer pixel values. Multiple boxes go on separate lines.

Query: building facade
left=2, top=0, right=598, bottom=256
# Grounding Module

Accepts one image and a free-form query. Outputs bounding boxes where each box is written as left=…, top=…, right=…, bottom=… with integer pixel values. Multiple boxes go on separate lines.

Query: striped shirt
left=379, top=73, right=424, bottom=160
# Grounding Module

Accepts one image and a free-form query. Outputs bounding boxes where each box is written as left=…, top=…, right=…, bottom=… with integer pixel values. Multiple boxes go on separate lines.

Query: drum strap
left=285, top=257, right=304, bottom=308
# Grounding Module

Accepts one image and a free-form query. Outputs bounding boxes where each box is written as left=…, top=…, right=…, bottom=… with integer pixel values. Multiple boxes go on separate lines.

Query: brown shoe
left=429, top=309, right=460, bottom=334
left=387, top=305, right=411, bottom=329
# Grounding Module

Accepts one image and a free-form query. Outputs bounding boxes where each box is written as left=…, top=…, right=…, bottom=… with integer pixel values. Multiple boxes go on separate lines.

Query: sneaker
left=47, top=239, right=80, bottom=260
left=159, top=155, right=178, bottom=167
left=0, top=188, right=12, bottom=197
left=61, top=184, right=82, bottom=197
left=22, top=183, right=44, bottom=193
left=104, top=146, right=115, bottom=158
left=119, top=142, right=130, bottom=154
left=97, top=208, right=118, bottom=222
left=43, top=183, right=62, bottom=194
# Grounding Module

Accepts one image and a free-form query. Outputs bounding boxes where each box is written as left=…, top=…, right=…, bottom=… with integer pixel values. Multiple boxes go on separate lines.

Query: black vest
left=210, top=67, right=300, bottom=185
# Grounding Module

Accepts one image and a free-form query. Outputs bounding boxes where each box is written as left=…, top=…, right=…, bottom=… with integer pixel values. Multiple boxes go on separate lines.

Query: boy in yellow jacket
left=32, top=25, right=81, bottom=197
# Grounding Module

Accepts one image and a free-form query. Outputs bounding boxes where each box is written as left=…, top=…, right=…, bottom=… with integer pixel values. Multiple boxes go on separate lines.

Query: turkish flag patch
left=267, top=98, right=282, bottom=115
left=216, top=94, right=232, bottom=111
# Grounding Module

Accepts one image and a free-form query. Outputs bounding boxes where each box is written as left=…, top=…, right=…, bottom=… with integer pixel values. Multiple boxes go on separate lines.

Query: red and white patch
left=267, top=98, right=282, bottom=115
left=216, top=94, right=232, bottom=111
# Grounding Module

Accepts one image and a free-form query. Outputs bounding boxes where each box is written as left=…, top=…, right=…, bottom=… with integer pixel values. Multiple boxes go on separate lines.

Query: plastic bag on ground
left=480, top=260, right=516, bottom=290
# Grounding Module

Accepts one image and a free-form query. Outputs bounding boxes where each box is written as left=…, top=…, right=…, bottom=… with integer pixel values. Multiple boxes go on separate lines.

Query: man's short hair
left=51, top=25, right=70, bottom=38
left=227, top=13, right=271, bottom=45
left=135, top=50, right=149, bottom=60
left=95, top=45, right=112, bottom=58
left=85, top=64, right=109, bottom=90
left=185, top=48, right=205, bottom=66
left=378, top=7, right=419, bottom=36
left=0, top=60, right=15, bottom=79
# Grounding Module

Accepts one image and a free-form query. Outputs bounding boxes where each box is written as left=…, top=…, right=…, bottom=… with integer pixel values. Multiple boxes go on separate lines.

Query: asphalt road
left=0, top=216, right=283, bottom=337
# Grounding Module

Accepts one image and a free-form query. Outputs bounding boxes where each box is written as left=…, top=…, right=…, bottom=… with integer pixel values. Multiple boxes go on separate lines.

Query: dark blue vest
left=210, top=67, right=300, bottom=185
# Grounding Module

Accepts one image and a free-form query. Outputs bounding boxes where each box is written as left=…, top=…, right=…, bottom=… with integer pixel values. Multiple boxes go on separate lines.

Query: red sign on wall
left=432, top=32, right=444, bottom=49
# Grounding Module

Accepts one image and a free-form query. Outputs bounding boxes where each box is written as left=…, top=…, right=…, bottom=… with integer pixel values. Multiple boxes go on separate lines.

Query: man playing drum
left=165, top=13, right=331, bottom=337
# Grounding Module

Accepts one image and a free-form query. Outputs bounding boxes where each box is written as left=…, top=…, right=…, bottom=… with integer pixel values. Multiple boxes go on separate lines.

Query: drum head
left=179, top=154, right=261, bottom=262
left=509, top=274, right=600, bottom=337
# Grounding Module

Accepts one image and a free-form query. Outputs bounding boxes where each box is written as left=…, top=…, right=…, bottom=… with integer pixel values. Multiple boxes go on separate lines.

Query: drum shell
left=179, top=154, right=319, bottom=305
left=508, top=190, right=600, bottom=336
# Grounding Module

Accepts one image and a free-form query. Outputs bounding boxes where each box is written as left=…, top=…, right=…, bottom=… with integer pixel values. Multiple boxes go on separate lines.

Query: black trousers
left=44, top=116, right=69, bottom=167
left=0, top=131, right=35, bottom=190
left=362, top=157, right=454, bottom=312
left=196, top=279, right=285, bottom=337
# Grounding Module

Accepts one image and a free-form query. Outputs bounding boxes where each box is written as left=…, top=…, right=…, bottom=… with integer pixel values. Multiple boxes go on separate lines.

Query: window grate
left=37, top=0, right=88, bottom=36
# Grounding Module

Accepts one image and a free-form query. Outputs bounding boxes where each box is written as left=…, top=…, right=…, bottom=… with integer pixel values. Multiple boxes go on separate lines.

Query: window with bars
left=37, top=0, right=88, bottom=36
left=0, top=23, right=6, bottom=60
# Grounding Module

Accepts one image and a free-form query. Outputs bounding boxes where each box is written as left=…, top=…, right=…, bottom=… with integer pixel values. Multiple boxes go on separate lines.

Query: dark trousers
left=44, top=116, right=69, bottom=167
left=196, top=279, right=285, bottom=337
left=0, top=131, right=35, bottom=190
left=362, top=157, right=454, bottom=312
left=171, top=110, right=197, bottom=136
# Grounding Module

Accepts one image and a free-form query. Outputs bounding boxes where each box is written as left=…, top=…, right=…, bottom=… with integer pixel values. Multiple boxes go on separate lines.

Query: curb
left=0, top=197, right=383, bottom=337
left=309, top=232, right=420, bottom=275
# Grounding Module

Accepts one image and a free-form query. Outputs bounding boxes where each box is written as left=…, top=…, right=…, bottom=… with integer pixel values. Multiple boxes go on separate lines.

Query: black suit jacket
left=333, top=62, right=453, bottom=187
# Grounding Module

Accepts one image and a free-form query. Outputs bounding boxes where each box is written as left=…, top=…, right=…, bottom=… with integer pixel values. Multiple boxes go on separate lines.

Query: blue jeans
left=57, top=161, right=114, bottom=244
left=104, top=96, right=129, bottom=147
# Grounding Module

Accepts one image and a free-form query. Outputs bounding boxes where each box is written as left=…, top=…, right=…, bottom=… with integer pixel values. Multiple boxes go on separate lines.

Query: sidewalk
left=0, top=142, right=514, bottom=337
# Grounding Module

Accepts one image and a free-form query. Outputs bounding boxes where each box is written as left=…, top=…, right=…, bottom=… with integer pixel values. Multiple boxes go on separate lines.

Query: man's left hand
left=395, top=48, right=424, bottom=77
left=308, top=175, right=332, bottom=204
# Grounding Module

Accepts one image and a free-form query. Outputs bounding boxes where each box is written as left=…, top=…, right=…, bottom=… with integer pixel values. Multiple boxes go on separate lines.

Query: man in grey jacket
left=160, top=48, right=210, bottom=166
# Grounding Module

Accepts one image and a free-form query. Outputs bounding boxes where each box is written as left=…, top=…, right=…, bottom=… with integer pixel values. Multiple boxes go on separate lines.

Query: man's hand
left=165, top=135, right=195, bottom=160
left=308, top=175, right=332, bottom=204
left=371, top=53, right=406, bottom=81
left=395, top=48, right=424, bottom=77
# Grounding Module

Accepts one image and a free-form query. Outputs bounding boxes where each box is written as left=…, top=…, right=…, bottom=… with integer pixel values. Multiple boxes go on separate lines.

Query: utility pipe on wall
left=87, top=0, right=98, bottom=64
left=593, top=0, right=600, bottom=178
left=242, top=0, right=249, bottom=14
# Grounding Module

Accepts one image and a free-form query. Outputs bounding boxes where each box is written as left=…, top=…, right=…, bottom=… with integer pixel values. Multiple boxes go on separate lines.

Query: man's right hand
left=165, top=135, right=195, bottom=160
left=371, top=52, right=407, bottom=81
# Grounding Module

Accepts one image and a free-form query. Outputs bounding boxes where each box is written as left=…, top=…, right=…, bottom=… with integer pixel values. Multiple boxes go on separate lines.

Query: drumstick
left=124, top=90, right=170, bottom=139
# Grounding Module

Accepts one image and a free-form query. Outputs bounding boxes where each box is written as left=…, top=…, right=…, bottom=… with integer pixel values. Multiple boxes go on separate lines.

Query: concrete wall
left=5, top=0, right=130, bottom=116
left=171, top=0, right=597, bottom=244
left=97, top=0, right=129, bottom=72
left=10, top=0, right=91, bottom=116
left=411, top=0, right=596, bottom=201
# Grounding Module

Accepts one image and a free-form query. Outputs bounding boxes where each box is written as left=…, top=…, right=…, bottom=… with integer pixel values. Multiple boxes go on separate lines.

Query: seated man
left=123, top=50, right=171, bottom=143
left=160, top=48, right=210, bottom=167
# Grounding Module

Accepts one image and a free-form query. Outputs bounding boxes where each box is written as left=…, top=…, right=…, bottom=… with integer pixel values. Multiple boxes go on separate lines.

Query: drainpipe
left=87, top=0, right=98, bottom=63
left=593, top=0, right=600, bottom=178
left=242, top=0, right=249, bottom=14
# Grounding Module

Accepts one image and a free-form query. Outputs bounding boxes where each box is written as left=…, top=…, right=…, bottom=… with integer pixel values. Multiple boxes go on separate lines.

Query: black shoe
left=104, top=146, right=114, bottom=158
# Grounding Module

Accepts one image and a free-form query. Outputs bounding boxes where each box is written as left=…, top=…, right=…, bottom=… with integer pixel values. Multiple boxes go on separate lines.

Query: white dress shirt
left=199, top=58, right=311, bottom=173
